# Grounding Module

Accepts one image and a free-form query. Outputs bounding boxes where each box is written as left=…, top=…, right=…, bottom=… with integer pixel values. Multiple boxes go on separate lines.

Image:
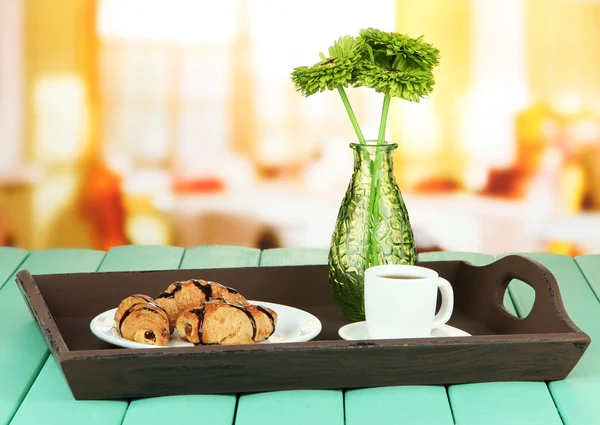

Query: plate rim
left=338, top=321, right=471, bottom=341
left=90, top=300, right=323, bottom=349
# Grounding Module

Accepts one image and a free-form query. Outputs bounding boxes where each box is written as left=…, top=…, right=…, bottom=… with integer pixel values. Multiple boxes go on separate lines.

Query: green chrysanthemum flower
left=290, top=35, right=366, bottom=97
left=354, top=28, right=440, bottom=102
left=289, top=28, right=441, bottom=145
left=359, top=27, right=440, bottom=72
left=358, top=65, right=435, bottom=102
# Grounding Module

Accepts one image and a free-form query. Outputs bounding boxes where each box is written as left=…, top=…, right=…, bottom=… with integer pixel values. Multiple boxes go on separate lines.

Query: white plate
left=90, top=301, right=322, bottom=349
left=338, top=321, right=471, bottom=341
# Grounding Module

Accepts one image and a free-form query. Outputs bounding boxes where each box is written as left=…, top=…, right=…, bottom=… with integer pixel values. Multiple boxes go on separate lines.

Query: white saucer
left=90, top=300, right=322, bottom=349
left=338, top=321, right=471, bottom=341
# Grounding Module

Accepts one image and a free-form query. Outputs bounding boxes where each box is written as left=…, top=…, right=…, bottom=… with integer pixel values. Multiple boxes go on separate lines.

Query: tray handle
left=454, top=254, right=584, bottom=335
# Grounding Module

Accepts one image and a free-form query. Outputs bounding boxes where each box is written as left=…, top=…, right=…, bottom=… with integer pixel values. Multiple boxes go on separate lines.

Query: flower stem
left=367, top=92, right=392, bottom=266
left=377, top=95, right=391, bottom=145
left=366, top=153, right=381, bottom=267
left=337, top=85, right=366, bottom=144
left=375, top=53, right=402, bottom=145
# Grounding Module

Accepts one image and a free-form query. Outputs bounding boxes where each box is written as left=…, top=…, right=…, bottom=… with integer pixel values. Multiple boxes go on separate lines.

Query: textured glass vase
left=328, top=141, right=417, bottom=322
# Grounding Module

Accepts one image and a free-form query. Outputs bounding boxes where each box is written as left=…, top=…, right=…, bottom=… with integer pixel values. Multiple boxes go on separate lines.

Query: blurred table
left=537, top=212, right=600, bottom=253
left=0, top=245, right=599, bottom=425
left=154, top=182, right=566, bottom=255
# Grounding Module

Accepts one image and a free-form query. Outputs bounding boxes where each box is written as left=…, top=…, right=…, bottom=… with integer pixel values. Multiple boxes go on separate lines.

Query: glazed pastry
left=114, top=294, right=157, bottom=325
left=246, top=303, right=278, bottom=342
left=154, top=279, right=248, bottom=329
left=114, top=294, right=170, bottom=346
left=175, top=300, right=277, bottom=345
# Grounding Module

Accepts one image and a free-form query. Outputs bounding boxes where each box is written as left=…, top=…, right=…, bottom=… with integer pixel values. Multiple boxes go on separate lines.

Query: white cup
left=364, top=264, right=454, bottom=339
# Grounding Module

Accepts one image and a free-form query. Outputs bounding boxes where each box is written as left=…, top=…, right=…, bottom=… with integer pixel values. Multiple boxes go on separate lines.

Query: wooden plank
left=9, top=246, right=187, bottom=425
left=0, top=249, right=105, bottom=425
left=259, top=248, right=327, bottom=266
left=345, top=386, right=453, bottom=425
left=236, top=391, right=343, bottom=425
left=541, top=253, right=600, bottom=425
left=240, top=251, right=504, bottom=425
left=180, top=245, right=261, bottom=269
left=444, top=252, right=563, bottom=425
left=235, top=248, right=344, bottom=425
left=449, top=382, right=562, bottom=425
left=99, top=245, right=185, bottom=271
left=120, top=245, right=259, bottom=425
left=122, top=395, right=235, bottom=425
left=491, top=253, right=600, bottom=425
left=0, top=247, right=28, bottom=291
left=96, top=246, right=184, bottom=273
left=419, top=251, right=493, bottom=265
left=9, top=356, right=125, bottom=425
left=346, top=251, right=494, bottom=425
left=575, top=254, right=600, bottom=305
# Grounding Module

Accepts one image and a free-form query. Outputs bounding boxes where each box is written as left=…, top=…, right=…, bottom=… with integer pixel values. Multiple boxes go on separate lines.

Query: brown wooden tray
left=15, top=255, right=590, bottom=400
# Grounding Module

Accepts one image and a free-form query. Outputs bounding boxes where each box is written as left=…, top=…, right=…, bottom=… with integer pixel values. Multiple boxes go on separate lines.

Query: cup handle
left=432, top=277, right=454, bottom=328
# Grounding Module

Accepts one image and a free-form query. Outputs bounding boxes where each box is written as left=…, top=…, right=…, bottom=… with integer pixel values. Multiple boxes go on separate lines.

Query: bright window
left=96, top=0, right=395, bottom=172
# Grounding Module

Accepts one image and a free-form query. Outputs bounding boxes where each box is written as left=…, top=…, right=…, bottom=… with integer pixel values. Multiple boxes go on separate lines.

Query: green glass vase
left=328, top=141, right=417, bottom=322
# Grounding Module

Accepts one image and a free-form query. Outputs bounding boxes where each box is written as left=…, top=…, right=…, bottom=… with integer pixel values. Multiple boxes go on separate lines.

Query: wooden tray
left=15, top=255, right=590, bottom=400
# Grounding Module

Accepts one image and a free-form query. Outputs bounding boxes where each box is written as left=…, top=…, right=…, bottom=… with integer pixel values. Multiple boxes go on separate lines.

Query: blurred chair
left=80, top=160, right=129, bottom=251
left=169, top=211, right=280, bottom=249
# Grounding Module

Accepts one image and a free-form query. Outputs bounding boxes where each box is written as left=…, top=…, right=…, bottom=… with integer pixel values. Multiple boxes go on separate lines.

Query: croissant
left=154, top=279, right=248, bottom=330
left=114, top=294, right=170, bottom=346
left=175, top=299, right=277, bottom=345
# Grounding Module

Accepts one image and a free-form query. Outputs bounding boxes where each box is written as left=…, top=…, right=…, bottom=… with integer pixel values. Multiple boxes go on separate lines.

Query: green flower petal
left=356, top=64, right=435, bottom=102
left=355, top=28, right=440, bottom=101
left=359, top=27, right=440, bottom=71
left=289, top=28, right=440, bottom=103
left=290, top=36, right=366, bottom=97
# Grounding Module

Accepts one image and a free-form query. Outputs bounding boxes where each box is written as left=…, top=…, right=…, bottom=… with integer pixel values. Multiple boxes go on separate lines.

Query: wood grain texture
left=122, top=395, right=236, bottom=425
left=345, top=386, right=454, bottom=425
left=448, top=252, right=600, bottom=425
left=58, top=335, right=585, bottom=399
left=10, top=246, right=192, bottom=425
left=450, top=381, right=563, bottom=425
left=236, top=390, right=343, bottom=425
left=180, top=245, right=260, bottom=269
left=99, top=245, right=185, bottom=271
left=419, top=251, right=494, bottom=265
left=8, top=247, right=590, bottom=425
left=16, top=254, right=588, bottom=400
left=0, top=249, right=105, bottom=425
left=259, top=247, right=328, bottom=266
left=0, top=247, right=27, bottom=291
left=538, top=253, right=600, bottom=425
left=9, top=356, right=126, bottom=425
left=343, top=252, right=494, bottom=425
left=235, top=248, right=343, bottom=425
left=410, top=252, right=572, bottom=425
left=446, top=252, right=565, bottom=425
left=121, top=245, right=260, bottom=425
left=575, top=254, right=600, bottom=304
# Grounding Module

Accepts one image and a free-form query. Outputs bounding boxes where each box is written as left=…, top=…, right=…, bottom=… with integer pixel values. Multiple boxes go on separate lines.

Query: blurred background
left=1, top=0, right=599, bottom=256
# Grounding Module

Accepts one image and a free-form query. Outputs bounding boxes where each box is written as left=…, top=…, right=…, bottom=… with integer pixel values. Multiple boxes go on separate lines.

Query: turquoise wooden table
left=0, top=245, right=598, bottom=425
